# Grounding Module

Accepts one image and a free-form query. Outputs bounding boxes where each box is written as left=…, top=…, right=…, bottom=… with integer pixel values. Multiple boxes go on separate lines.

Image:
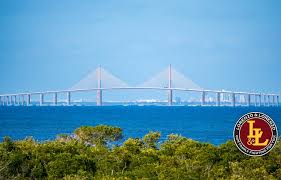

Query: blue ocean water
left=0, top=106, right=280, bottom=145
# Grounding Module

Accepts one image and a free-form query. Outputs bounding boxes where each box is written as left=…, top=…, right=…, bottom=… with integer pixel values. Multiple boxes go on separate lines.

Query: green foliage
left=0, top=125, right=281, bottom=179
left=2, top=136, right=16, bottom=152
left=74, top=125, right=123, bottom=146
left=143, top=131, right=161, bottom=149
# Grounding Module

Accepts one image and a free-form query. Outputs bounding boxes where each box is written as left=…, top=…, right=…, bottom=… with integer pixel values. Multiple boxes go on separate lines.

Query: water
left=0, top=106, right=280, bottom=145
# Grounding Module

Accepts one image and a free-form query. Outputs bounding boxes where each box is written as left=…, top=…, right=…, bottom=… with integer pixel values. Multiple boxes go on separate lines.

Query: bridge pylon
left=168, top=64, right=173, bottom=106
left=97, top=65, right=102, bottom=106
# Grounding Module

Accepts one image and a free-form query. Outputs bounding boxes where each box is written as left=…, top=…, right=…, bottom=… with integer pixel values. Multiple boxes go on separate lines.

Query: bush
left=0, top=125, right=280, bottom=179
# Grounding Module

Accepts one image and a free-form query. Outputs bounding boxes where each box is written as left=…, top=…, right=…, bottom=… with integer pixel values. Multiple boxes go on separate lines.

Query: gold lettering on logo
left=247, top=120, right=269, bottom=146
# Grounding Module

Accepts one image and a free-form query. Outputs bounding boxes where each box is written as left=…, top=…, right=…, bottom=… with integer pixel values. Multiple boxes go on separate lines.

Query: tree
left=1, top=125, right=281, bottom=179
left=2, top=136, right=15, bottom=152
left=142, top=131, right=161, bottom=149
left=74, top=125, right=123, bottom=146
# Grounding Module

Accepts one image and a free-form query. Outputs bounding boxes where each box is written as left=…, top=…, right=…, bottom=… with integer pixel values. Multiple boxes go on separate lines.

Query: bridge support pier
left=19, top=95, right=22, bottom=106
left=54, top=93, right=57, bottom=106
left=10, top=96, right=13, bottom=106
left=5, top=96, right=8, bottom=106
left=27, top=94, right=31, bottom=106
left=16, top=96, right=19, bottom=106
left=8, top=96, right=11, bottom=106
left=167, top=90, right=173, bottom=105
left=6, top=96, right=10, bottom=106
left=40, top=94, right=44, bottom=106
left=277, top=95, right=280, bottom=107
left=232, top=93, right=236, bottom=107
left=167, top=90, right=173, bottom=106
left=11, top=96, right=13, bottom=106
left=67, top=92, right=71, bottom=106
left=13, top=96, right=16, bottom=106
left=8, top=96, right=13, bottom=106
left=259, top=94, right=262, bottom=106
left=9, top=96, right=12, bottom=106
left=268, top=95, right=271, bottom=106
left=168, top=64, right=173, bottom=106
left=97, top=90, right=102, bottom=106
left=201, top=91, right=206, bottom=106
left=254, top=95, right=257, bottom=106
left=18, top=95, right=21, bottom=106
left=12, top=96, right=15, bottom=105
left=13, top=96, right=15, bottom=105
left=216, top=92, right=221, bottom=106
left=246, top=94, right=250, bottom=107
left=18, top=96, right=21, bottom=106
left=22, top=95, right=25, bottom=106
left=97, top=65, right=103, bottom=106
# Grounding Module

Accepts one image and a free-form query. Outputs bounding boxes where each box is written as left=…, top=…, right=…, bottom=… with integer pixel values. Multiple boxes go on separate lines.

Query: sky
left=0, top=0, right=281, bottom=94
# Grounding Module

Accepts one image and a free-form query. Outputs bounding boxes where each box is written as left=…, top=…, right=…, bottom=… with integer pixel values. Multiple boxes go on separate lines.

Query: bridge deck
left=0, top=87, right=280, bottom=107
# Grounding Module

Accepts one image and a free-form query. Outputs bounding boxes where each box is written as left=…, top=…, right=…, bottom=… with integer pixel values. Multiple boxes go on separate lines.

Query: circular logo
left=233, top=112, right=278, bottom=156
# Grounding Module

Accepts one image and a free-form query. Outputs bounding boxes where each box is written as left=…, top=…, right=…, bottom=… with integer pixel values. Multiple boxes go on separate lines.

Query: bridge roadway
left=0, top=87, right=280, bottom=107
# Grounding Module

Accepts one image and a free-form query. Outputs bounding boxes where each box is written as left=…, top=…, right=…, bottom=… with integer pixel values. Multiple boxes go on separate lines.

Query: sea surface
left=0, top=106, right=280, bottom=145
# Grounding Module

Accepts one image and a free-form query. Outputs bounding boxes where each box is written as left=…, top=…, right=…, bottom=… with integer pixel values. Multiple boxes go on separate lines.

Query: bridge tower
left=97, top=65, right=102, bottom=106
left=168, top=64, right=173, bottom=106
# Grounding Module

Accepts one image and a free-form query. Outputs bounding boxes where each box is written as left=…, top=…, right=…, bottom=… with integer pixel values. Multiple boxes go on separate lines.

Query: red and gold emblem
left=233, top=112, right=278, bottom=156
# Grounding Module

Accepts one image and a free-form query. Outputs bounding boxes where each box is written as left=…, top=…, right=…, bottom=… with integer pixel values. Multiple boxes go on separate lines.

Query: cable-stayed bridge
left=0, top=65, right=280, bottom=107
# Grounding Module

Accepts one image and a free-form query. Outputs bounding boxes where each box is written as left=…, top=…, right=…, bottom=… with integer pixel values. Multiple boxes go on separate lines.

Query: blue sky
left=0, top=0, right=281, bottom=94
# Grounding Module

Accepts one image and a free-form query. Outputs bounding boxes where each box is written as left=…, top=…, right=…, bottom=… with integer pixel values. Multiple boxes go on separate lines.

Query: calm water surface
left=0, top=106, right=280, bottom=145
